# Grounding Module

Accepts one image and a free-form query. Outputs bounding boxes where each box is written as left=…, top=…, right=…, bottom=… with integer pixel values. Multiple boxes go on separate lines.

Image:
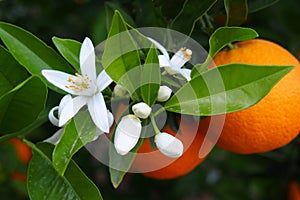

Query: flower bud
left=155, top=132, right=183, bottom=158
left=157, top=86, right=172, bottom=102
left=132, top=102, right=152, bottom=119
left=114, top=115, right=142, bottom=155
left=114, top=84, right=127, bottom=96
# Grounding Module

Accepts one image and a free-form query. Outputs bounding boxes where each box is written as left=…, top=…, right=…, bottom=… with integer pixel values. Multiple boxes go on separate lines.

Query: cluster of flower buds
left=113, top=86, right=183, bottom=158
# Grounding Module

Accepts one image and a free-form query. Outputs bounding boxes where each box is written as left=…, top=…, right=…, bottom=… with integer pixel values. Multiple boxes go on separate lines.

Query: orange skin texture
left=131, top=116, right=211, bottom=179
left=213, top=39, right=300, bottom=154
left=288, top=181, right=300, bottom=200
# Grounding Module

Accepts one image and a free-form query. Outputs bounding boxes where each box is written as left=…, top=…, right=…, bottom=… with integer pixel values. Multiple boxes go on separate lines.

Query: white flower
left=155, top=132, right=183, bottom=158
left=114, top=115, right=142, bottom=155
left=147, top=37, right=192, bottom=81
left=44, top=94, right=114, bottom=145
left=157, top=86, right=172, bottom=102
left=113, top=84, right=127, bottom=96
left=42, top=37, right=113, bottom=133
left=132, top=102, right=152, bottom=119
left=44, top=94, right=72, bottom=145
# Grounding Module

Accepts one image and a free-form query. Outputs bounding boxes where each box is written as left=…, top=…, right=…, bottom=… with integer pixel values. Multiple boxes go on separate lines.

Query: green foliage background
left=0, top=0, right=299, bottom=199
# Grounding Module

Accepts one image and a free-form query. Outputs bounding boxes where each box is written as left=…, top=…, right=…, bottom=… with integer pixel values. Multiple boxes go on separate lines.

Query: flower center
left=66, top=73, right=92, bottom=93
left=180, top=47, right=192, bottom=61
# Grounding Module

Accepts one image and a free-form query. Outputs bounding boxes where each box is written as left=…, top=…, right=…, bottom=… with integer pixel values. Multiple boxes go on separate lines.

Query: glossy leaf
left=191, top=26, right=258, bottom=77
left=140, top=46, right=161, bottom=106
left=52, top=110, right=96, bottom=175
left=102, top=11, right=141, bottom=101
left=224, top=0, right=248, bottom=26
left=208, top=27, right=258, bottom=59
left=248, top=0, right=279, bottom=13
left=0, top=76, right=47, bottom=134
left=0, top=22, right=74, bottom=93
left=28, top=142, right=102, bottom=200
left=171, top=0, right=217, bottom=36
left=165, top=64, right=293, bottom=116
left=0, top=45, right=28, bottom=97
left=52, top=37, right=81, bottom=71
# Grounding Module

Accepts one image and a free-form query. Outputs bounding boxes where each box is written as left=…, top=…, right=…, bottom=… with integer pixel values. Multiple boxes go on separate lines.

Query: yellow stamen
left=180, top=47, right=192, bottom=60
left=65, top=73, right=90, bottom=92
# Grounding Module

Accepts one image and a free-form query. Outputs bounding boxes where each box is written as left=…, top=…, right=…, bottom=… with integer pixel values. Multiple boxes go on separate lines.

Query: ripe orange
left=9, top=138, right=32, bottom=164
left=288, top=181, right=300, bottom=200
left=213, top=39, right=300, bottom=154
left=131, top=116, right=211, bottom=179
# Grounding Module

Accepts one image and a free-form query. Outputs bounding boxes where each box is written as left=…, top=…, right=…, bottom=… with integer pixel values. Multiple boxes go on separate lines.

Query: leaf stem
left=227, top=43, right=237, bottom=50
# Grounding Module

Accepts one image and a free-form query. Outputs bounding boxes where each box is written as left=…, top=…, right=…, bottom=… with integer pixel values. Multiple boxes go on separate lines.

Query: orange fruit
left=288, top=181, right=300, bottom=200
left=213, top=39, right=300, bottom=154
left=9, top=138, right=32, bottom=164
left=131, top=116, right=211, bottom=179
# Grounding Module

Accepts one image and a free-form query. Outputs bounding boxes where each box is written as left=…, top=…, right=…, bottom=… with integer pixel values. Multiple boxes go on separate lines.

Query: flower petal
left=92, top=111, right=114, bottom=141
left=48, top=106, right=59, bottom=126
left=87, top=93, right=110, bottom=133
left=58, top=96, right=87, bottom=127
left=44, top=128, right=64, bottom=145
left=42, top=70, right=80, bottom=95
left=132, top=102, right=152, bottom=119
left=80, top=37, right=96, bottom=81
left=58, top=95, right=72, bottom=117
left=114, top=115, right=142, bottom=155
left=170, top=49, right=189, bottom=69
left=158, top=55, right=171, bottom=68
left=147, top=37, right=170, bottom=60
left=155, top=132, right=183, bottom=158
left=179, top=68, right=191, bottom=81
left=96, top=70, right=112, bottom=91
left=157, top=86, right=172, bottom=102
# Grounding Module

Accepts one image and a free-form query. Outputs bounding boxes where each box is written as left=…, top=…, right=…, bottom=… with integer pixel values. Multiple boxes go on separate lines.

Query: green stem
left=227, top=43, right=237, bottom=50
left=153, top=106, right=166, bottom=118
left=150, top=114, right=161, bottom=135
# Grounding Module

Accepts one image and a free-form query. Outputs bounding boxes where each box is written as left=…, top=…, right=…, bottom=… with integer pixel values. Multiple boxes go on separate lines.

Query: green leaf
left=27, top=142, right=102, bottom=200
left=140, top=46, right=161, bottom=106
left=248, top=0, right=279, bottom=13
left=0, top=76, right=47, bottom=134
left=52, top=110, right=96, bottom=175
left=165, top=64, right=294, bottom=116
left=224, top=0, right=248, bottom=26
left=208, top=26, right=258, bottom=59
left=52, top=37, right=81, bottom=71
left=171, top=0, right=217, bottom=36
left=191, top=26, right=258, bottom=77
left=102, top=11, right=141, bottom=101
left=0, top=22, right=74, bottom=93
left=0, top=45, right=28, bottom=97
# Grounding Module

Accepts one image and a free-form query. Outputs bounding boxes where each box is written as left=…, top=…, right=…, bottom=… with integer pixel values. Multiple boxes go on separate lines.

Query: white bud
left=155, top=132, right=183, bottom=158
left=114, top=115, right=142, bottom=155
left=132, top=102, right=152, bottom=119
left=157, top=86, right=172, bottom=102
left=114, top=84, right=127, bottom=96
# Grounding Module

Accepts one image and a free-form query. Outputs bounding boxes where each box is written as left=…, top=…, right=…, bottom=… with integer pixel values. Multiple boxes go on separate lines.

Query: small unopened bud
left=157, top=86, right=172, bottom=102
left=114, top=115, right=142, bottom=155
left=132, top=102, right=152, bottom=119
left=114, top=84, right=127, bottom=96
left=155, top=132, right=183, bottom=158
